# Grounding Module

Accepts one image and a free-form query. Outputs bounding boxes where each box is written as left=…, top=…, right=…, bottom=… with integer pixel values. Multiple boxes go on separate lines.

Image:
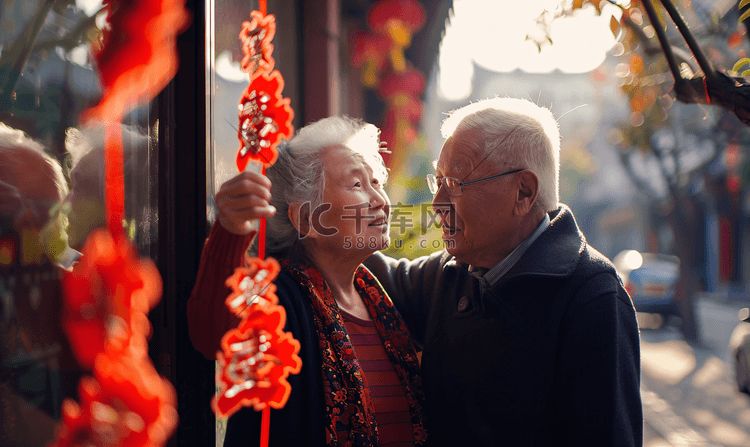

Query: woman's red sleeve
left=187, top=221, right=256, bottom=359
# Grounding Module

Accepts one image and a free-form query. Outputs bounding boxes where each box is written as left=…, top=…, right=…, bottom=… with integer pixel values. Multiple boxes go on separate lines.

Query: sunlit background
left=436, top=0, right=622, bottom=100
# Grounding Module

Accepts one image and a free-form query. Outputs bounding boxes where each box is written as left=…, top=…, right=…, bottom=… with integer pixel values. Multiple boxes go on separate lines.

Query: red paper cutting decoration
left=53, top=231, right=178, bottom=447
left=61, top=229, right=162, bottom=370
left=213, top=257, right=302, bottom=417
left=240, top=11, right=277, bottom=76
left=213, top=319, right=302, bottom=415
left=235, top=10, right=294, bottom=171
left=236, top=71, right=293, bottom=171
left=55, top=1, right=188, bottom=444
left=215, top=9, right=301, bottom=447
left=83, top=0, right=191, bottom=124
left=52, top=359, right=178, bottom=447
left=224, top=257, right=281, bottom=316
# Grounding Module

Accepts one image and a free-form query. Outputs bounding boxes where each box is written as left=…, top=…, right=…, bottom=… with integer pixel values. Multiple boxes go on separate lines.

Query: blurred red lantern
left=380, top=110, right=419, bottom=169
left=351, top=31, right=391, bottom=87
left=368, top=0, right=425, bottom=73
left=379, top=68, right=426, bottom=98
left=377, top=68, right=425, bottom=169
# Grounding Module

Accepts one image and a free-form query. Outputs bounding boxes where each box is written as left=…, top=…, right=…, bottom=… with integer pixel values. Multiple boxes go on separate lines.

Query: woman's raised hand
left=216, top=171, right=276, bottom=235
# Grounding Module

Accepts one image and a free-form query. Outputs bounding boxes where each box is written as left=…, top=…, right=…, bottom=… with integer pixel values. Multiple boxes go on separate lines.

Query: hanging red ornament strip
left=235, top=6, right=294, bottom=172
left=53, top=1, right=190, bottom=445
left=213, top=258, right=302, bottom=416
left=213, top=4, right=301, bottom=447
left=53, top=229, right=178, bottom=446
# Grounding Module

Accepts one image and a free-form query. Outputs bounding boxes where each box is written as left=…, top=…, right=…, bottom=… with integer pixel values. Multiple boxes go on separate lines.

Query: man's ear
left=288, top=201, right=317, bottom=239
left=514, top=170, right=539, bottom=216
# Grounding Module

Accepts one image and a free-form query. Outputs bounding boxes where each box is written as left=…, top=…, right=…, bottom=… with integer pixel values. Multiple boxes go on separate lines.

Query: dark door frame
left=154, top=0, right=215, bottom=445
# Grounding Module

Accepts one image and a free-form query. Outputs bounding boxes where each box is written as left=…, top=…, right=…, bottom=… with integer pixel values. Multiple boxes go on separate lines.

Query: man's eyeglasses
left=426, top=169, right=523, bottom=197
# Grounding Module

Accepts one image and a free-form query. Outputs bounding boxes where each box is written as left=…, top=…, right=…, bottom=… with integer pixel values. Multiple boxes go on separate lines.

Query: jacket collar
left=502, top=204, right=585, bottom=281
left=444, top=204, right=585, bottom=282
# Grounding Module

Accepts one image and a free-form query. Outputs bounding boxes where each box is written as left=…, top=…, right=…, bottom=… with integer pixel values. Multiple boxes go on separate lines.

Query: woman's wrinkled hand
left=216, top=171, right=276, bottom=235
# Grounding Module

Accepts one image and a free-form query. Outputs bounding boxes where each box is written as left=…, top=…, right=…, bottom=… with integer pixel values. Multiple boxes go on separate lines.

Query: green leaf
left=732, top=58, right=750, bottom=73
left=741, top=0, right=750, bottom=10
left=740, top=8, right=750, bottom=23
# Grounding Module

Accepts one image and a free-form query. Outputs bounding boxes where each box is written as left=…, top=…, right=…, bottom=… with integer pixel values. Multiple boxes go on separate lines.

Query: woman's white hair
left=265, top=115, right=386, bottom=256
left=440, top=97, right=560, bottom=213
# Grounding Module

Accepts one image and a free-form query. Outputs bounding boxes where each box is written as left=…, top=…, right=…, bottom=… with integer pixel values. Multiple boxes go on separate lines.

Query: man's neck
left=472, top=210, right=547, bottom=269
left=469, top=212, right=551, bottom=287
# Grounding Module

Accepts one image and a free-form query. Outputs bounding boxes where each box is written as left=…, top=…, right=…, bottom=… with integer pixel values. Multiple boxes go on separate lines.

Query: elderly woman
left=188, top=116, right=426, bottom=447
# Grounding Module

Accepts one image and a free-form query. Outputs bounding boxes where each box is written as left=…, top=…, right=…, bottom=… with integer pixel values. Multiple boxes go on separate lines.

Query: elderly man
left=365, top=98, right=642, bottom=446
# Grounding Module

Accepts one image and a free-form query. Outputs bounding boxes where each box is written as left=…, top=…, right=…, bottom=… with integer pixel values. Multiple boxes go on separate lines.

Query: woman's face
left=308, top=145, right=390, bottom=257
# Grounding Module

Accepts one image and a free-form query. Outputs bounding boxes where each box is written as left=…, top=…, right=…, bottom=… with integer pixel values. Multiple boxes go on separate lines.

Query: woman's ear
left=514, top=170, right=539, bottom=216
left=288, top=201, right=322, bottom=239
left=288, top=201, right=312, bottom=239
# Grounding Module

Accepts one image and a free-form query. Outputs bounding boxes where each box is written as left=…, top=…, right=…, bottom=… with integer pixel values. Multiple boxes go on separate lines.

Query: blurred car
left=613, top=250, right=681, bottom=323
left=729, top=308, right=750, bottom=395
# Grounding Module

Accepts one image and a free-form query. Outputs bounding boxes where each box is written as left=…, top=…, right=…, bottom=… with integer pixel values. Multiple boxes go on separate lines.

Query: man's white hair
left=265, top=115, right=387, bottom=255
left=0, top=123, right=68, bottom=202
left=440, top=97, right=560, bottom=213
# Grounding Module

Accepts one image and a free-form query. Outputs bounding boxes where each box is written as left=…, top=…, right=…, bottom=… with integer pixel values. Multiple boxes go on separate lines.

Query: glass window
left=0, top=3, right=159, bottom=444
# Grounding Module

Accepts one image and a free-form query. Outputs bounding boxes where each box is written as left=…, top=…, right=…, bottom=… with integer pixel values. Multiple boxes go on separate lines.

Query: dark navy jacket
left=364, top=204, right=643, bottom=446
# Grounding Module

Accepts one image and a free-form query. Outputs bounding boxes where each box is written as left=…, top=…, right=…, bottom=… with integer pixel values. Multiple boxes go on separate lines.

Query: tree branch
left=32, top=7, right=104, bottom=53
left=619, top=149, right=658, bottom=201
left=640, top=0, right=685, bottom=89
left=0, top=0, right=57, bottom=108
left=657, top=0, right=717, bottom=83
left=635, top=0, right=750, bottom=126
left=622, top=15, right=699, bottom=72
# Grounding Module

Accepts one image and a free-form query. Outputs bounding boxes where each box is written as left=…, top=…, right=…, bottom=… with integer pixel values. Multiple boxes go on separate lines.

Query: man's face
left=66, top=151, right=105, bottom=250
left=432, top=131, right=521, bottom=268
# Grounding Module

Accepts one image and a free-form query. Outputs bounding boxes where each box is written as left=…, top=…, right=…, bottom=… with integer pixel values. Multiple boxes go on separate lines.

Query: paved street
left=640, top=297, right=750, bottom=446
